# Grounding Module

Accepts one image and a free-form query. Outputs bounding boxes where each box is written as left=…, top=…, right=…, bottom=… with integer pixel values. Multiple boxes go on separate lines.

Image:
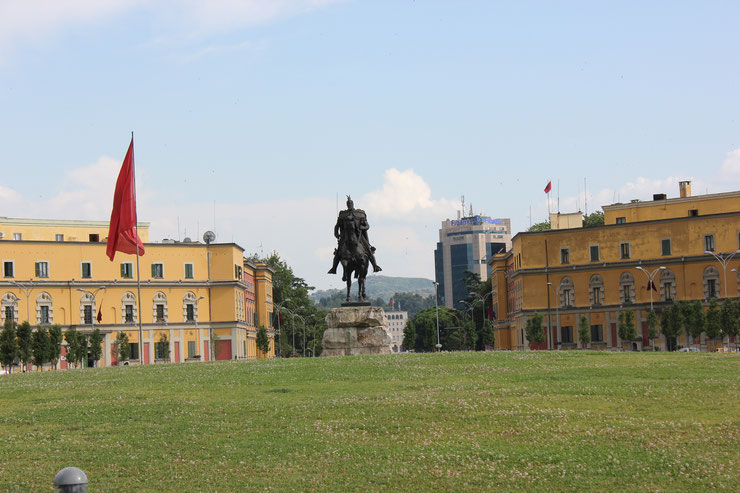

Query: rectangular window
left=40, top=306, right=49, bottom=324
left=81, top=262, right=92, bottom=278
left=4, top=306, right=13, bottom=322
left=708, top=279, right=717, bottom=298
left=704, top=234, right=715, bottom=252
left=89, top=234, right=100, bottom=242
left=664, top=282, right=673, bottom=301
left=560, top=248, right=570, bottom=264
left=689, top=209, right=698, bottom=217
left=120, top=262, right=133, bottom=278
left=592, top=287, right=601, bottom=305
left=620, top=242, right=630, bottom=259
left=562, top=289, right=572, bottom=307
left=661, top=239, right=671, bottom=256
left=151, top=263, right=164, bottom=279
left=590, top=325, right=603, bottom=342
left=55, top=234, right=64, bottom=242
left=84, top=305, right=93, bottom=324
left=616, top=217, right=626, bottom=224
left=184, top=263, right=194, bottom=279
left=561, top=326, right=573, bottom=344
left=623, top=285, right=631, bottom=303
left=13, top=233, right=21, bottom=240
left=3, top=261, right=14, bottom=278
left=35, top=261, right=49, bottom=278
left=156, top=304, right=165, bottom=322
left=590, top=245, right=599, bottom=262
left=129, top=343, right=139, bottom=361
left=125, top=305, right=134, bottom=323
left=186, top=304, right=195, bottom=321
left=188, top=340, right=196, bottom=358
left=235, top=265, right=243, bottom=280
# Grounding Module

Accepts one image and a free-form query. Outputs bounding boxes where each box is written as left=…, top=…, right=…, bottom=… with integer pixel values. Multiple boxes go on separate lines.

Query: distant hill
left=311, top=275, right=435, bottom=304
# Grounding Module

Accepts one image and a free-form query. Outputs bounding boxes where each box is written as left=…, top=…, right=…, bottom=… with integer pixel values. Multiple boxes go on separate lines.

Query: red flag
left=106, top=137, right=145, bottom=261
left=544, top=181, right=552, bottom=193
left=96, top=306, right=102, bottom=323
left=649, top=280, right=658, bottom=292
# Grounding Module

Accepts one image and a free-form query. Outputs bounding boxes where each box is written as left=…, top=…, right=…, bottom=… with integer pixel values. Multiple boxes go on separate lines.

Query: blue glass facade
left=434, top=242, right=445, bottom=305
left=450, top=243, right=474, bottom=309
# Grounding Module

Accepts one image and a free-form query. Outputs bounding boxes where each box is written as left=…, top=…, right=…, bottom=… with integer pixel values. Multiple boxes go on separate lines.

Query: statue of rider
left=328, top=196, right=382, bottom=277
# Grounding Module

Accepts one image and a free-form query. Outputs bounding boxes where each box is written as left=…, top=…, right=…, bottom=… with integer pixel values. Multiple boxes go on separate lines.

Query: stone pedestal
left=322, top=306, right=392, bottom=356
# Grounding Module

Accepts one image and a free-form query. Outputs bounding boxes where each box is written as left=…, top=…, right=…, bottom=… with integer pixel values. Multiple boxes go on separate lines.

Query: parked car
left=678, top=347, right=700, bottom=352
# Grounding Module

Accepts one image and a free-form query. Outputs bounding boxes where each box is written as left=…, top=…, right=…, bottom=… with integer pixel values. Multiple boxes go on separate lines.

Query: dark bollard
left=53, top=467, right=88, bottom=493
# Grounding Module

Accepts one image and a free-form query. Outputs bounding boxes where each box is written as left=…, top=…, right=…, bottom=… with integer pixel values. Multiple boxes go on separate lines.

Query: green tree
left=688, top=300, right=706, bottom=345
left=583, top=211, right=605, bottom=228
left=525, top=313, right=545, bottom=347
left=646, top=310, right=659, bottom=348
left=31, top=327, right=49, bottom=371
left=578, top=315, right=591, bottom=348
left=527, top=221, right=550, bottom=232
left=115, top=331, right=130, bottom=363
left=720, top=298, right=739, bottom=350
left=16, top=321, right=33, bottom=370
left=0, top=319, right=18, bottom=373
left=660, top=304, right=682, bottom=351
left=65, top=327, right=81, bottom=368
left=479, top=319, right=494, bottom=349
left=705, top=298, right=722, bottom=345
left=156, top=333, right=170, bottom=362
left=48, top=325, right=63, bottom=370
left=402, top=321, right=416, bottom=351
left=407, top=306, right=459, bottom=352
left=256, top=326, right=270, bottom=355
left=618, top=310, right=636, bottom=344
left=89, top=328, right=103, bottom=367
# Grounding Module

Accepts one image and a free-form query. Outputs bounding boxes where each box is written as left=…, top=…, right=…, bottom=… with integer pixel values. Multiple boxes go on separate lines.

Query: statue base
left=321, top=306, right=391, bottom=356
left=341, top=301, right=371, bottom=307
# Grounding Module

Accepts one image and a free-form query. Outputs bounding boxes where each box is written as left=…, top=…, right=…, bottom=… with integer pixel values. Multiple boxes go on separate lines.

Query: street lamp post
left=194, top=295, right=205, bottom=360
left=546, top=282, right=559, bottom=349
left=274, top=299, right=291, bottom=358
left=635, top=266, right=666, bottom=311
left=705, top=250, right=740, bottom=298
left=432, top=281, right=441, bottom=352
left=11, top=279, right=44, bottom=325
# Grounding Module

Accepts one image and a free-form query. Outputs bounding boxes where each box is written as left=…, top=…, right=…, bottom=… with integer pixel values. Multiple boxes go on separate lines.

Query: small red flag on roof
left=544, top=181, right=552, bottom=194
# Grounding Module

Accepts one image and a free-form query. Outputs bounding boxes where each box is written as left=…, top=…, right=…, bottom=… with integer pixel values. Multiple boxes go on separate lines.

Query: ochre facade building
left=0, top=217, right=274, bottom=369
left=489, top=182, right=740, bottom=351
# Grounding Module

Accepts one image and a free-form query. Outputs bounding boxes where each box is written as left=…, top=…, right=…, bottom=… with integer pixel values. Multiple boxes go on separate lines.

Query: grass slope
left=1, top=352, right=738, bottom=491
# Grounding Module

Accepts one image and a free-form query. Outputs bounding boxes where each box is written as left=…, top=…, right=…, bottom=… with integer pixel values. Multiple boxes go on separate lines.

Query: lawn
left=0, top=351, right=738, bottom=492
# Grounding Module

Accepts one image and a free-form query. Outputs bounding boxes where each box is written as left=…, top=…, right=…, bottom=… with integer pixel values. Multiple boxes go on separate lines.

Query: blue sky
left=1, top=0, right=739, bottom=290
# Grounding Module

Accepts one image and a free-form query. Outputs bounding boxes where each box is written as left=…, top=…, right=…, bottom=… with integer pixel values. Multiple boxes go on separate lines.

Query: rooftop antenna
left=584, top=178, right=588, bottom=215
left=213, top=200, right=216, bottom=237
left=177, top=216, right=181, bottom=241
left=461, top=195, right=465, bottom=217
left=557, top=180, right=560, bottom=213
left=469, top=203, right=473, bottom=216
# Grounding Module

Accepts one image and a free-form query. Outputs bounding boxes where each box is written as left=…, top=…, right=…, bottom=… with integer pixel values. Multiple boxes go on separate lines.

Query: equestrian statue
left=328, top=196, right=382, bottom=302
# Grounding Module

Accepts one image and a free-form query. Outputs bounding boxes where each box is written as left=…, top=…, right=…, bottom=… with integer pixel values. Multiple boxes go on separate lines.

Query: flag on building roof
left=544, top=181, right=552, bottom=193
left=106, top=136, right=145, bottom=261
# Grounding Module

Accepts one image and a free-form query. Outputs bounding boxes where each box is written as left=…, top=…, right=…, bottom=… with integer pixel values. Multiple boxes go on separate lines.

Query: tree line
left=0, top=319, right=103, bottom=373
left=523, top=297, right=740, bottom=350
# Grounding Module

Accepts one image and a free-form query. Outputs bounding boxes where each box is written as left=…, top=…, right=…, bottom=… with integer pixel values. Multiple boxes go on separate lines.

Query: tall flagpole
left=131, top=131, right=145, bottom=365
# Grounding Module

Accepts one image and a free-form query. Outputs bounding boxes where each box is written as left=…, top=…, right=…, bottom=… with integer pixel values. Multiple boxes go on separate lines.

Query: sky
left=1, top=0, right=739, bottom=290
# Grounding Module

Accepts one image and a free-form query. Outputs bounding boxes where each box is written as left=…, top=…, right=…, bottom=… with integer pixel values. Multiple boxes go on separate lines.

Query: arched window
left=703, top=266, right=720, bottom=299
left=1, top=293, right=18, bottom=325
left=79, top=292, right=96, bottom=325
left=121, top=292, right=138, bottom=324
left=559, top=277, right=575, bottom=307
left=660, top=269, right=677, bottom=301
left=589, top=275, right=605, bottom=306
left=183, top=292, right=199, bottom=322
left=619, top=272, right=635, bottom=304
left=153, top=291, right=168, bottom=323
left=36, top=292, right=53, bottom=325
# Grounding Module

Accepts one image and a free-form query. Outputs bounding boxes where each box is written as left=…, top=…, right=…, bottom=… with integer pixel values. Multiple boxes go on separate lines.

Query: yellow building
left=0, top=217, right=274, bottom=369
left=490, top=183, right=740, bottom=351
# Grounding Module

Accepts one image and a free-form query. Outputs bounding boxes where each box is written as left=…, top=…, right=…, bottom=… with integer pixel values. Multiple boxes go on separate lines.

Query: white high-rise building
left=386, top=310, right=408, bottom=353
left=434, top=204, right=511, bottom=309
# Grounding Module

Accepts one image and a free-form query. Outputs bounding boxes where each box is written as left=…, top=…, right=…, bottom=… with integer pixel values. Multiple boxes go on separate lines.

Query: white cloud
left=361, top=168, right=458, bottom=221
left=0, top=0, right=343, bottom=62
left=718, top=148, right=740, bottom=182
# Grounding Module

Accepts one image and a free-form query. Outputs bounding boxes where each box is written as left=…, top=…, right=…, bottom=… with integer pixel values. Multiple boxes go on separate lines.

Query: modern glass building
left=434, top=213, right=511, bottom=308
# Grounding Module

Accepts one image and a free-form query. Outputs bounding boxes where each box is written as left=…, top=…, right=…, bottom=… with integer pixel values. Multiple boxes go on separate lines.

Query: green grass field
left=0, top=352, right=738, bottom=492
